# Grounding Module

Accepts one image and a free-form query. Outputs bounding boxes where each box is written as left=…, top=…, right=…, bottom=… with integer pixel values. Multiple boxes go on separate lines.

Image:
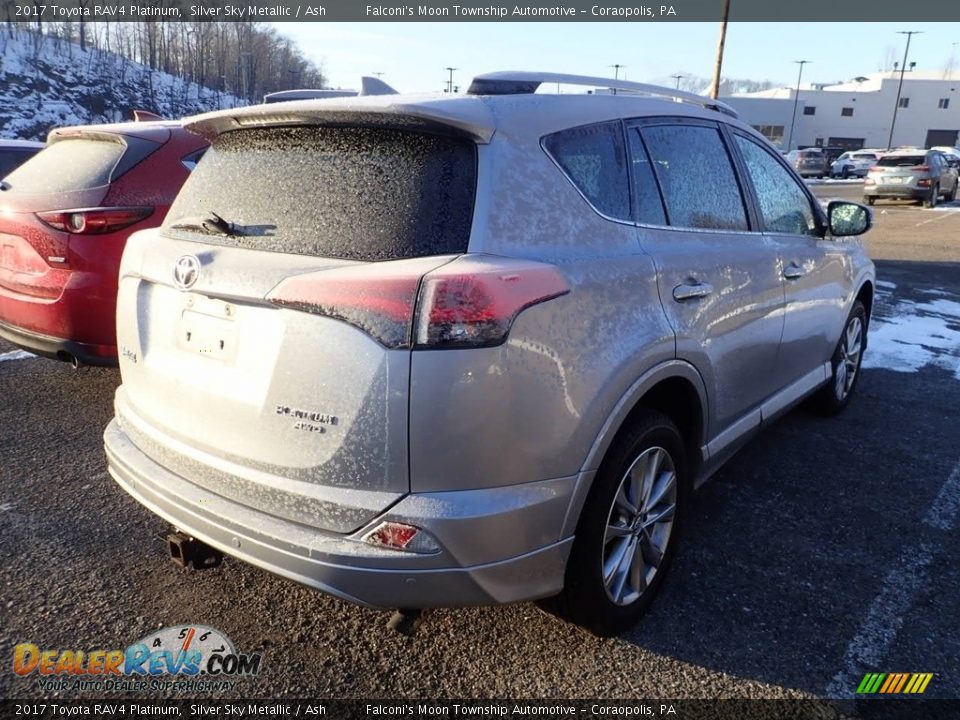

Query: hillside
left=0, top=29, right=244, bottom=141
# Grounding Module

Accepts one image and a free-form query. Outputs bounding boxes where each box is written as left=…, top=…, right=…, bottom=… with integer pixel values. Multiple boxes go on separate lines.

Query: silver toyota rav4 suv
left=104, top=72, right=875, bottom=636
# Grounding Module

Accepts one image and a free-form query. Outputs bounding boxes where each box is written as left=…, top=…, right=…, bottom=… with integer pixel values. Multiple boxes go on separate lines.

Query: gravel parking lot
left=2, top=182, right=958, bottom=704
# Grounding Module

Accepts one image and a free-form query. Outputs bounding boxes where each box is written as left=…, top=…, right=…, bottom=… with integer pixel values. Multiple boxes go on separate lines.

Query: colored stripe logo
left=857, top=672, right=933, bottom=694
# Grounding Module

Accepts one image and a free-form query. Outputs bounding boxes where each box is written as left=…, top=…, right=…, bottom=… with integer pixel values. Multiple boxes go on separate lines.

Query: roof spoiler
left=467, top=71, right=739, bottom=118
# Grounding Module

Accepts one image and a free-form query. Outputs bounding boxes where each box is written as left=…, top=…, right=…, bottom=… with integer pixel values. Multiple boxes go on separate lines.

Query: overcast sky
left=277, top=22, right=959, bottom=93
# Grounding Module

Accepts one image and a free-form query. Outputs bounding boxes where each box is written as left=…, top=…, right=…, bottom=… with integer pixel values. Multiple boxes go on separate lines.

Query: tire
left=865, top=196, right=876, bottom=206
left=543, top=410, right=688, bottom=637
left=923, top=186, right=937, bottom=208
left=946, top=183, right=957, bottom=202
left=810, top=300, right=867, bottom=416
left=841, top=167, right=849, bottom=179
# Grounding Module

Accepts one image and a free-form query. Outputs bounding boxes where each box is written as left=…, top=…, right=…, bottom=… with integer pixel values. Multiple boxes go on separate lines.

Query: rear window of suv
left=877, top=155, right=925, bottom=167
left=164, top=126, right=477, bottom=262
left=2, top=135, right=157, bottom=194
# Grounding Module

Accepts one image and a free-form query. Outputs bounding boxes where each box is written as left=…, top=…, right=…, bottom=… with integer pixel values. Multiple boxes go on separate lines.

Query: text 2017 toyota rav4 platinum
left=105, top=73, right=875, bottom=636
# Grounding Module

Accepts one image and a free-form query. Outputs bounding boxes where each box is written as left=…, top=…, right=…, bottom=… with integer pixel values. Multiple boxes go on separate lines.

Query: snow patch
left=0, top=350, right=35, bottom=362
left=863, top=290, right=960, bottom=379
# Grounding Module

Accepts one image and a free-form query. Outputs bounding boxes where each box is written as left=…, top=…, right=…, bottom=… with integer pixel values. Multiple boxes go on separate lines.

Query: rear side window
left=165, top=126, right=477, bottom=262
left=2, top=136, right=155, bottom=194
left=0, top=148, right=38, bottom=179
left=543, top=122, right=630, bottom=220
left=877, top=155, right=925, bottom=167
left=640, top=124, right=748, bottom=231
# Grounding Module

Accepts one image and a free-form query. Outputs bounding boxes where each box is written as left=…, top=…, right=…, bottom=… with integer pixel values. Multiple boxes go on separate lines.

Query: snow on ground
left=0, top=29, right=242, bottom=141
left=863, top=285, right=960, bottom=379
left=0, top=350, right=35, bottom=362
left=929, top=202, right=960, bottom=212
left=805, top=178, right=865, bottom=186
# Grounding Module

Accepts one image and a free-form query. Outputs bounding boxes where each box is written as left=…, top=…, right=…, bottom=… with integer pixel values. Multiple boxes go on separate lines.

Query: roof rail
left=467, top=71, right=739, bottom=118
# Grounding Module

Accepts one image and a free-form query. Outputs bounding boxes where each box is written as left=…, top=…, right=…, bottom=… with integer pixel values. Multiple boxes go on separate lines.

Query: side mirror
left=827, top=200, right=871, bottom=237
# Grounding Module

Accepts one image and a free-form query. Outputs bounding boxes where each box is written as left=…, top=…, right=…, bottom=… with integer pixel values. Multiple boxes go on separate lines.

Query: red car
left=0, top=119, right=207, bottom=366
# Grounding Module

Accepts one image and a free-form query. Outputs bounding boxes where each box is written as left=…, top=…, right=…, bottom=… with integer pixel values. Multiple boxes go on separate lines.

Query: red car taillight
left=266, top=256, right=570, bottom=350
left=35, top=207, right=153, bottom=235
left=911, top=165, right=931, bottom=172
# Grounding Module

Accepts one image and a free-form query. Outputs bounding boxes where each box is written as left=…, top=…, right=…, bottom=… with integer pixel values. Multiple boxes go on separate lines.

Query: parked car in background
left=941, top=153, right=960, bottom=177
left=104, top=72, right=875, bottom=637
left=931, top=146, right=960, bottom=161
left=819, top=146, right=847, bottom=168
left=831, top=151, right=881, bottom=178
left=864, top=149, right=958, bottom=207
left=0, top=139, right=43, bottom=179
left=0, top=119, right=207, bottom=366
left=263, top=76, right=398, bottom=103
left=785, top=148, right=828, bottom=178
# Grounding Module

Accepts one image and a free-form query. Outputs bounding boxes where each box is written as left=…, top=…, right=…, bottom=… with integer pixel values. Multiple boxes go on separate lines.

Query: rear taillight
left=414, top=256, right=570, bottom=349
left=36, top=207, right=153, bottom=235
left=912, top=165, right=930, bottom=172
left=265, top=255, right=570, bottom=350
left=265, top=258, right=427, bottom=348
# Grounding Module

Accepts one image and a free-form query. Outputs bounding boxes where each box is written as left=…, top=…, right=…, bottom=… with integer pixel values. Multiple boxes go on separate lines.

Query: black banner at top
left=3, top=0, right=960, bottom=22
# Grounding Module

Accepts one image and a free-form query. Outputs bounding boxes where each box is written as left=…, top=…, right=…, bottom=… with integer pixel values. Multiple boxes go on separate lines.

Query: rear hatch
left=870, top=154, right=928, bottom=186
left=115, top=124, right=478, bottom=534
left=0, top=131, right=162, bottom=301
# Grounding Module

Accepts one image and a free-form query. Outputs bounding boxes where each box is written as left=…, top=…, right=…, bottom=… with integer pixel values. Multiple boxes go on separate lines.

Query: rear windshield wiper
left=169, top=211, right=245, bottom=236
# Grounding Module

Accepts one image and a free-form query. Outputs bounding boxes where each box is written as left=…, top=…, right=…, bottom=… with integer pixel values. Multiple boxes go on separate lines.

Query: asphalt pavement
left=1, top=183, right=958, bottom=706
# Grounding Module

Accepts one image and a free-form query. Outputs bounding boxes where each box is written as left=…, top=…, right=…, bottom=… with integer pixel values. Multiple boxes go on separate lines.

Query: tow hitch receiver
left=166, top=531, right=223, bottom=570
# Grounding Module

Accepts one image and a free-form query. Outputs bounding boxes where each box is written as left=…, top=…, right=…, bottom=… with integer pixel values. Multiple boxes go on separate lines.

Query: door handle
left=783, top=264, right=807, bottom=280
left=673, top=282, right=714, bottom=301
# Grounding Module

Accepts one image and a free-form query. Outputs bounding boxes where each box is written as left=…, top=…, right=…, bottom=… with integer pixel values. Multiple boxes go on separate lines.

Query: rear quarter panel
left=408, top=135, right=677, bottom=492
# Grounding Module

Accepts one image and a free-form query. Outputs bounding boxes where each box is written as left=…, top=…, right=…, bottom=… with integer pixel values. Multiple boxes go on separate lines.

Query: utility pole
left=887, top=31, right=922, bottom=150
left=609, top=64, right=625, bottom=95
left=708, top=0, right=730, bottom=99
left=671, top=74, right=684, bottom=89
left=444, top=67, right=458, bottom=93
left=786, top=60, right=810, bottom=152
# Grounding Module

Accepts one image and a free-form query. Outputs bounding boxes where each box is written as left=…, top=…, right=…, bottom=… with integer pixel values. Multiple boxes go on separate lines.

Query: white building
left=721, top=70, right=960, bottom=151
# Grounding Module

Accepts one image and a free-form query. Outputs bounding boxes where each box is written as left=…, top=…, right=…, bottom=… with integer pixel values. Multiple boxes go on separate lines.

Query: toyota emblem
left=174, top=255, right=201, bottom=290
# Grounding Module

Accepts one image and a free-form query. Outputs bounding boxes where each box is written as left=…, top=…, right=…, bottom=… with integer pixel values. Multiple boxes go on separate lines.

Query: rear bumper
left=864, top=185, right=926, bottom=199
left=0, top=319, right=117, bottom=366
left=104, top=419, right=575, bottom=608
left=0, top=269, right=119, bottom=358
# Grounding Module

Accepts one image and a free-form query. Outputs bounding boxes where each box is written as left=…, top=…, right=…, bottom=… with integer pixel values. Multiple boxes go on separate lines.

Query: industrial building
left=721, top=70, right=960, bottom=151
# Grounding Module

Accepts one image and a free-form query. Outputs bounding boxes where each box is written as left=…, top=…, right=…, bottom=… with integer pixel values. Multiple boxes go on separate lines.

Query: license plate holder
left=178, top=300, right=237, bottom=362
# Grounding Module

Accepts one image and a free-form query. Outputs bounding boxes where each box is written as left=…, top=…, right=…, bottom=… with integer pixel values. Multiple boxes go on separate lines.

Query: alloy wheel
left=602, top=446, right=678, bottom=606
left=834, top=315, right=863, bottom=401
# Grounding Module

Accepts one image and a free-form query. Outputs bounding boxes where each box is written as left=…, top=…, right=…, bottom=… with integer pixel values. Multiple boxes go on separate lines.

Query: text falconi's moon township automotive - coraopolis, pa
left=365, top=5, right=677, bottom=17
